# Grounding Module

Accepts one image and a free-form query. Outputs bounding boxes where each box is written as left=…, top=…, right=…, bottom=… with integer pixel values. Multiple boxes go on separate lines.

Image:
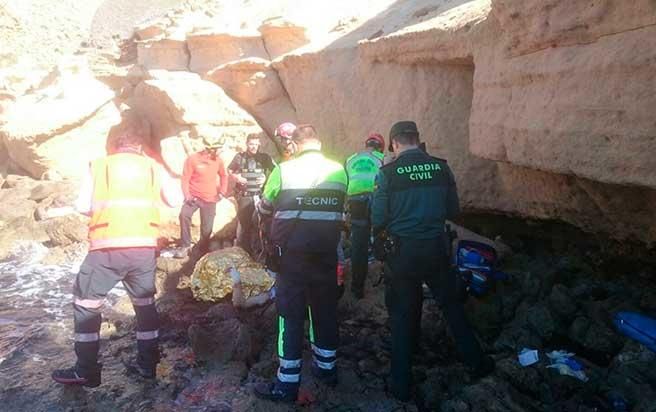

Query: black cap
left=388, top=121, right=419, bottom=152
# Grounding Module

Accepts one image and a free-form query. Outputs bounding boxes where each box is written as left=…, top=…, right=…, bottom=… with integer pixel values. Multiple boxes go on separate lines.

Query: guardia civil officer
left=371, top=121, right=494, bottom=401
left=254, top=124, right=347, bottom=402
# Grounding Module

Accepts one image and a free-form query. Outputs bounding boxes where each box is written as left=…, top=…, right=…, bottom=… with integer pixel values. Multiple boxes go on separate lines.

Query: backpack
left=455, top=240, right=507, bottom=298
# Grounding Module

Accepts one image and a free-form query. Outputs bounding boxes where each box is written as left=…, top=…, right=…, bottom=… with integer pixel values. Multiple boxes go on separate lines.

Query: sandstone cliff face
left=0, top=0, right=655, bottom=245
left=471, top=0, right=656, bottom=189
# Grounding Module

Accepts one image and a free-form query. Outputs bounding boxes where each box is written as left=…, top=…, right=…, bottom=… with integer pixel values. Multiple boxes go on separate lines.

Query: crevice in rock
left=183, top=38, right=192, bottom=72
left=510, top=21, right=656, bottom=58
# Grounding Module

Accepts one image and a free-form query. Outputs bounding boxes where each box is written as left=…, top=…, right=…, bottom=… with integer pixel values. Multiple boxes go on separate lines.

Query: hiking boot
left=52, top=366, right=101, bottom=388
left=252, top=382, right=297, bottom=403
left=472, top=356, right=495, bottom=379
left=311, top=364, right=338, bottom=387
left=173, top=246, right=190, bottom=259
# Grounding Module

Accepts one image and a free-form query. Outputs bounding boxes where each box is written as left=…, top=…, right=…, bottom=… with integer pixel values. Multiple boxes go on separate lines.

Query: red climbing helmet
left=365, top=132, right=385, bottom=151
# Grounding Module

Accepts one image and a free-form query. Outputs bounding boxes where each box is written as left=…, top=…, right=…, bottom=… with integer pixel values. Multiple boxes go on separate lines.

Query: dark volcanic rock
left=189, top=318, right=257, bottom=364
left=548, top=284, right=578, bottom=321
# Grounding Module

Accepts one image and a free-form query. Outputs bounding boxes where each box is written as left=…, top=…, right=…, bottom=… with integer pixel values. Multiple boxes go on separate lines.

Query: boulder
left=190, top=246, right=274, bottom=303
left=0, top=220, right=49, bottom=261
left=258, top=18, right=309, bottom=60
left=187, top=30, right=269, bottom=74
left=207, top=58, right=298, bottom=136
left=0, top=186, right=38, bottom=222
left=43, top=213, right=88, bottom=247
left=526, top=303, right=556, bottom=341
left=188, top=318, right=256, bottom=363
left=132, top=70, right=262, bottom=145
left=33, top=103, right=121, bottom=179
left=607, top=340, right=656, bottom=407
left=440, top=377, right=535, bottom=412
left=495, top=357, right=545, bottom=399
left=137, top=37, right=189, bottom=71
left=134, top=18, right=171, bottom=41
left=0, top=59, right=117, bottom=179
left=568, top=316, right=624, bottom=358
left=548, top=284, right=578, bottom=322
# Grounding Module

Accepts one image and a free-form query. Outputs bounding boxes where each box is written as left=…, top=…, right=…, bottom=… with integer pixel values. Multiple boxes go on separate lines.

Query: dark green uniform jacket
left=371, top=148, right=459, bottom=239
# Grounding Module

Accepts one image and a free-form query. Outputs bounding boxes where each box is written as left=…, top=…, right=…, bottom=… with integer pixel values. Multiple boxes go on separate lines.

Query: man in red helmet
left=343, top=132, right=385, bottom=299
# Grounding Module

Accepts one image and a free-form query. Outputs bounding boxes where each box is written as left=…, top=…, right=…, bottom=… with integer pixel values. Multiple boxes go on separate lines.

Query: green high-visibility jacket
left=259, top=149, right=347, bottom=253
left=344, top=150, right=384, bottom=196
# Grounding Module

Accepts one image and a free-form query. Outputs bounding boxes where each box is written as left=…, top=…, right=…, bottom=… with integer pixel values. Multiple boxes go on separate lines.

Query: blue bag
left=613, top=311, right=656, bottom=352
left=455, top=240, right=507, bottom=297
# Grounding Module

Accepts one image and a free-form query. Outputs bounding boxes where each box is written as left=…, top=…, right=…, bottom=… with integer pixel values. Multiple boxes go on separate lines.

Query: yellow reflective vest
left=88, top=153, right=160, bottom=250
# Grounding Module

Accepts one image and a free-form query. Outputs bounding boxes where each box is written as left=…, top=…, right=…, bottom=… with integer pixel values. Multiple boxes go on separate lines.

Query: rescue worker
left=51, top=111, right=179, bottom=387
left=344, top=132, right=385, bottom=298
left=228, top=134, right=275, bottom=255
left=371, top=121, right=494, bottom=401
left=254, top=124, right=347, bottom=402
left=256, top=122, right=297, bottom=258
left=175, top=136, right=229, bottom=258
left=273, top=122, right=297, bottom=162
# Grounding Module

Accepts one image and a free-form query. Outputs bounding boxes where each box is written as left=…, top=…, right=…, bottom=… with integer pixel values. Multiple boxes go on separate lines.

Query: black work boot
left=52, top=365, right=101, bottom=388
left=311, top=364, right=338, bottom=387
left=252, top=382, right=297, bottom=403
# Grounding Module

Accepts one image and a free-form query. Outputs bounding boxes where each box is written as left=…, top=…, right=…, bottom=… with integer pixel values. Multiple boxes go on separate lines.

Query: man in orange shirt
left=176, top=136, right=229, bottom=258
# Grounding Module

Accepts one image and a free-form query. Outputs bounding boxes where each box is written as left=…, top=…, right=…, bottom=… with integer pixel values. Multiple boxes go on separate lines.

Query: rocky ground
left=1, top=205, right=655, bottom=411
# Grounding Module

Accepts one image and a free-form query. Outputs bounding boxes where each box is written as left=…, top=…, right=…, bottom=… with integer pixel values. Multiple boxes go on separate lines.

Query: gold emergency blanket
left=190, top=247, right=274, bottom=302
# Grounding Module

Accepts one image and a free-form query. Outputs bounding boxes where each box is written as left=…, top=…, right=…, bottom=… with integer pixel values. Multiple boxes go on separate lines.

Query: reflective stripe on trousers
left=89, top=237, right=158, bottom=250
left=136, top=330, right=159, bottom=340
left=131, top=297, right=155, bottom=306
left=312, top=344, right=336, bottom=370
left=278, top=357, right=302, bottom=383
left=74, top=297, right=104, bottom=309
left=75, top=332, right=100, bottom=342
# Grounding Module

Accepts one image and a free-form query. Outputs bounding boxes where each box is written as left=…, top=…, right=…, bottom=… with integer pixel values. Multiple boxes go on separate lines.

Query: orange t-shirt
left=181, top=151, right=228, bottom=202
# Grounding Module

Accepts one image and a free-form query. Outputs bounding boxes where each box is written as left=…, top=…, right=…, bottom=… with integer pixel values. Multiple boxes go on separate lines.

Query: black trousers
left=348, top=196, right=371, bottom=296
left=274, top=252, right=339, bottom=393
left=386, top=237, right=484, bottom=399
left=72, top=248, right=159, bottom=376
left=236, top=195, right=257, bottom=255
left=179, top=198, right=216, bottom=250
